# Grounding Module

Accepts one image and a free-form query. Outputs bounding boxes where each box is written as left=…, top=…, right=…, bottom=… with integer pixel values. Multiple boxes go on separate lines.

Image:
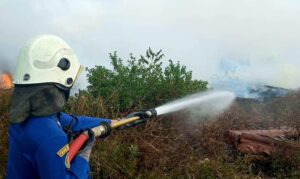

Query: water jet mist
left=155, top=91, right=235, bottom=117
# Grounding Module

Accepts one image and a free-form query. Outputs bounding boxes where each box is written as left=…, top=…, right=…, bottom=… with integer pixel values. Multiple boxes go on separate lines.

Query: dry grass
left=1, top=90, right=300, bottom=178
left=0, top=90, right=11, bottom=176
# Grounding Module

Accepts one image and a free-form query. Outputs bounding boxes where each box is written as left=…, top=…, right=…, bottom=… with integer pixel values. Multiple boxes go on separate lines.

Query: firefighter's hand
left=77, top=130, right=95, bottom=162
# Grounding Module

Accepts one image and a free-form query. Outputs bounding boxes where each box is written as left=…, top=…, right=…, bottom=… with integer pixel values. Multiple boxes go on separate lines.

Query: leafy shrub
left=86, top=48, right=208, bottom=113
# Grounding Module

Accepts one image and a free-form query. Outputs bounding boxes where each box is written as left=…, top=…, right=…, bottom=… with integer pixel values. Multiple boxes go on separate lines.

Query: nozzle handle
left=69, top=116, right=141, bottom=162
left=111, top=116, right=140, bottom=128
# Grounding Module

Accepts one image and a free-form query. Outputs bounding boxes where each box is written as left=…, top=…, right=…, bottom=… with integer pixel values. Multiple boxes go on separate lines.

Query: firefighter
left=6, top=35, right=112, bottom=178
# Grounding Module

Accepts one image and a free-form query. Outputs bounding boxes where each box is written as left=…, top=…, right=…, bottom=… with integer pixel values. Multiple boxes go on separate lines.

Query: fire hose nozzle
left=145, top=108, right=157, bottom=118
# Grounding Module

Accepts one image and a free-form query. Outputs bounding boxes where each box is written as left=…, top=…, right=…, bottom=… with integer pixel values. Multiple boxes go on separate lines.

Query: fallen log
left=225, top=128, right=300, bottom=158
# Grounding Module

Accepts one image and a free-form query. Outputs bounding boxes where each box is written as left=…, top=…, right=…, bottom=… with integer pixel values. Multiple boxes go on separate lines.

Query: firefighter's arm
left=35, top=135, right=90, bottom=179
left=58, top=112, right=111, bottom=132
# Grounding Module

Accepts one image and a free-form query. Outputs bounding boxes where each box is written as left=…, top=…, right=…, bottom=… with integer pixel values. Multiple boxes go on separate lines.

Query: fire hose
left=68, top=109, right=157, bottom=162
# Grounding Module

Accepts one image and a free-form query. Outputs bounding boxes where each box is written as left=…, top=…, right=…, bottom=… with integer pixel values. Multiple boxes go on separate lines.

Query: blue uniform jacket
left=6, top=113, right=111, bottom=179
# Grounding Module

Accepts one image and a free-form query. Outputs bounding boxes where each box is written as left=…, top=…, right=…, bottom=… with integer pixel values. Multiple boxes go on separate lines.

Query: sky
left=1, top=0, right=300, bottom=91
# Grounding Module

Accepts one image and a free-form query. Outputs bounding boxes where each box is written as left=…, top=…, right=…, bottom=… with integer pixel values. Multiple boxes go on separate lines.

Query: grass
left=1, top=90, right=300, bottom=178
left=0, top=90, right=10, bottom=176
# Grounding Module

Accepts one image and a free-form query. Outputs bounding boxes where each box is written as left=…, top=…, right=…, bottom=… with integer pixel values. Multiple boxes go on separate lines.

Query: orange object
left=0, top=73, right=13, bottom=89
left=68, top=132, right=89, bottom=162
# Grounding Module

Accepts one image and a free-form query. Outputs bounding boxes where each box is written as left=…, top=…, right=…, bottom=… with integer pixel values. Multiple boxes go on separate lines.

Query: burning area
left=0, top=73, right=13, bottom=90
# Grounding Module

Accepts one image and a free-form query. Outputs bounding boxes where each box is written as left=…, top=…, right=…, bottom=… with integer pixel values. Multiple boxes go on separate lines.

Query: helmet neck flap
left=9, top=84, right=69, bottom=124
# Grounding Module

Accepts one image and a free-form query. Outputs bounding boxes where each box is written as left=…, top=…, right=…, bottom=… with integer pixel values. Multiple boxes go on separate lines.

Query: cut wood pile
left=225, top=128, right=300, bottom=158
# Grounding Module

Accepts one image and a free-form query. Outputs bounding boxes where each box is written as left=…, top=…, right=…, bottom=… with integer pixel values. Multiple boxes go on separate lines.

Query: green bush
left=86, top=48, right=208, bottom=113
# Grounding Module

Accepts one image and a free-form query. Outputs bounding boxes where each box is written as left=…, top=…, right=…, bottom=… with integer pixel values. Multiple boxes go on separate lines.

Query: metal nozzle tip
left=145, top=109, right=157, bottom=118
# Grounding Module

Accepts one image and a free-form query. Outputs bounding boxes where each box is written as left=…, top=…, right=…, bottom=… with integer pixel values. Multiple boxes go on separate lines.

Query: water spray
left=69, top=91, right=235, bottom=162
left=155, top=91, right=235, bottom=116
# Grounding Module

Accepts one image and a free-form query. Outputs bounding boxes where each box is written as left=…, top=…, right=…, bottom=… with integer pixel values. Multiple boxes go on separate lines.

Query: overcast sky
left=1, top=0, right=300, bottom=90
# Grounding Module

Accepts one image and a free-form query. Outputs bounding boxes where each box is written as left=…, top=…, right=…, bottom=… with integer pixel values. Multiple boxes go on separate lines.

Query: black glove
left=119, top=111, right=149, bottom=129
left=127, top=111, right=151, bottom=120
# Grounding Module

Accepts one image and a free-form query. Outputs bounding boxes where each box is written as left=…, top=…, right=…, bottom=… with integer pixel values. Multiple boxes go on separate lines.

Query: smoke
left=211, top=58, right=300, bottom=98
left=0, top=56, right=14, bottom=74
left=1, top=0, right=300, bottom=92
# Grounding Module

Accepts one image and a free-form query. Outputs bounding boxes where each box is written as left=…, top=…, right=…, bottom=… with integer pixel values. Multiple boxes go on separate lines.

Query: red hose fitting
left=68, top=133, right=89, bottom=162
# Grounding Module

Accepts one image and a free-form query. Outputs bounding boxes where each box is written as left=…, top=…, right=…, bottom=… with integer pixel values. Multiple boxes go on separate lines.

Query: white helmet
left=13, top=35, right=84, bottom=88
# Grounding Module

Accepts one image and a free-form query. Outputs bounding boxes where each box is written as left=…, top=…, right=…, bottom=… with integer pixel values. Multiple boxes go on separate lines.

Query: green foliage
left=86, top=48, right=208, bottom=113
